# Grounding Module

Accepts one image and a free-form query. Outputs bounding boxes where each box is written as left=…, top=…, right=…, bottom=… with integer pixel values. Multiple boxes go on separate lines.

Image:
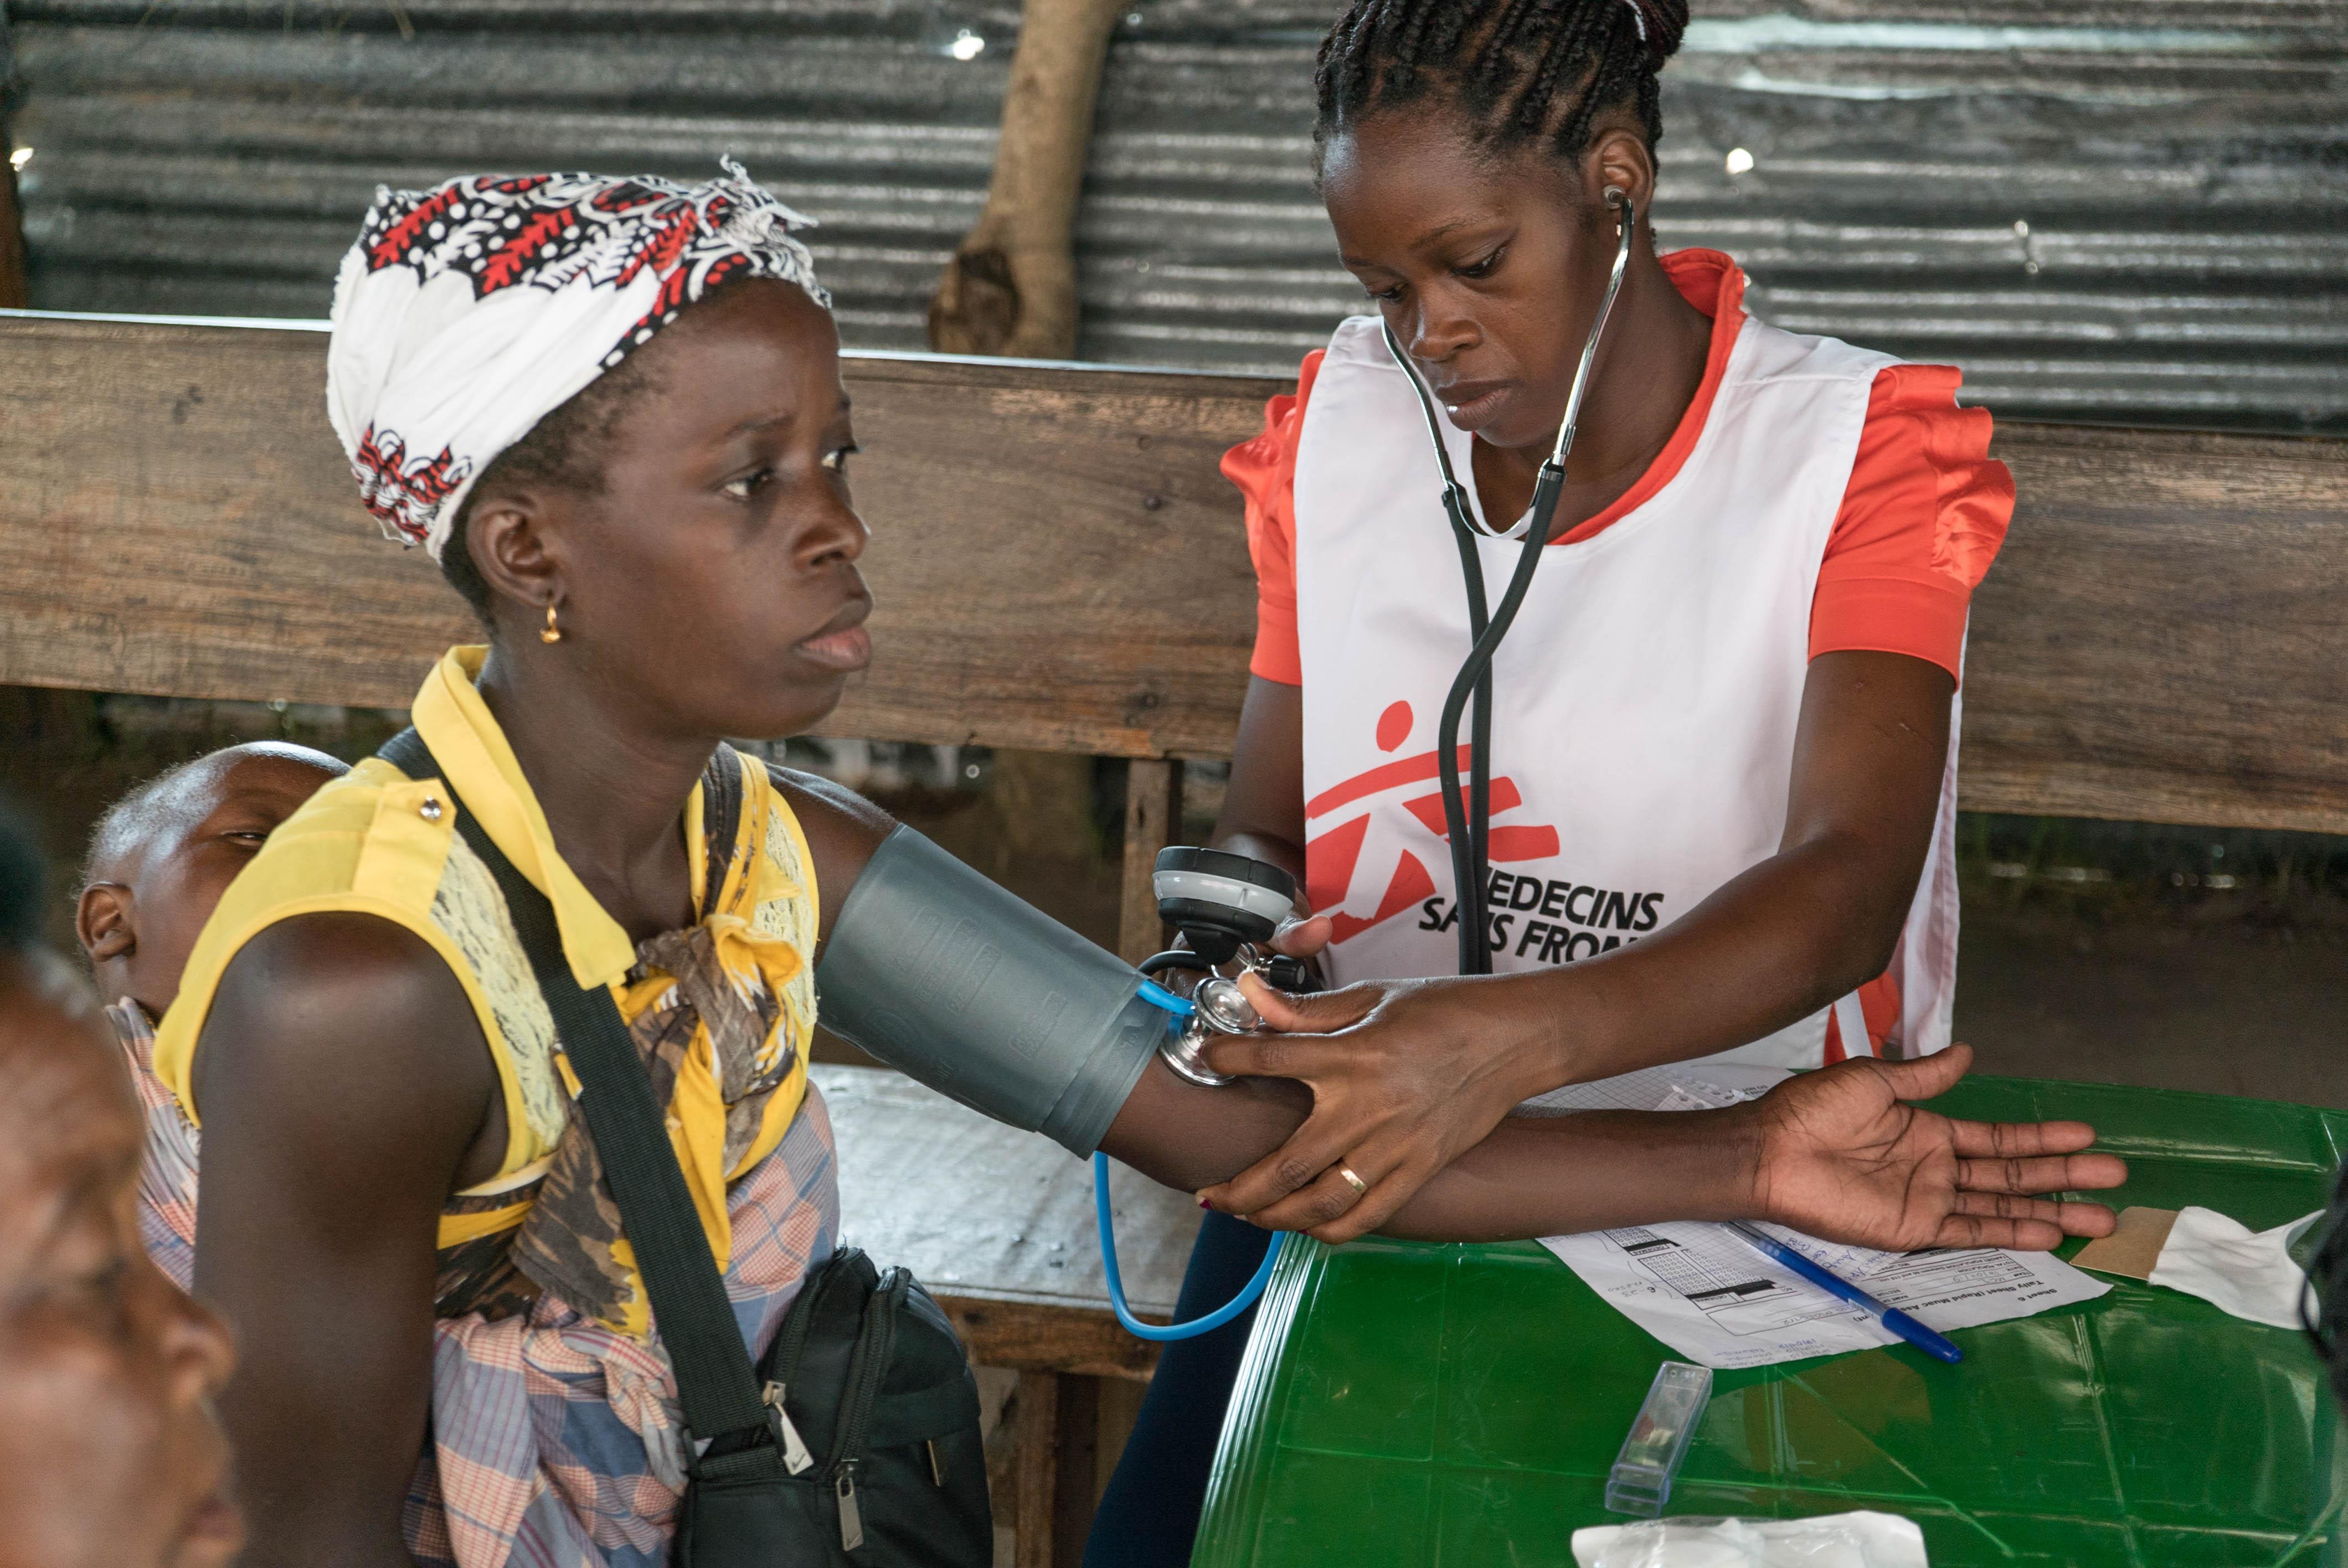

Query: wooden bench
left=4, top=308, right=2346, bottom=1562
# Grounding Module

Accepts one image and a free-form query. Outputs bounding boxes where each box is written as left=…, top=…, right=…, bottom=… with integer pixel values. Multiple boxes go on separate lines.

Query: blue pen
left=1728, top=1221, right=1964, bottom=1365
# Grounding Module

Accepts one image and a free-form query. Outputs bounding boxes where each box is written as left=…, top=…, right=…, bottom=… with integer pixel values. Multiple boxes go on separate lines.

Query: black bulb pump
left=1143, top=845, right=1315, bottom=992
left=1381, top=192, right=1638, bottom=976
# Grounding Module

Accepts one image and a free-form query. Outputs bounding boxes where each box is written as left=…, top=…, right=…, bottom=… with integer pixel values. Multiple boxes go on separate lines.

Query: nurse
left=1091, top=0, right=2013, bottom=1556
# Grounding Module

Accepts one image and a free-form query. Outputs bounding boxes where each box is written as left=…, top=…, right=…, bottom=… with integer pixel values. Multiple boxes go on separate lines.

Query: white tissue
left=2147, top=1206, right=2319, bottom=1330
left=1573, top=1512, right=1928, bottom=1567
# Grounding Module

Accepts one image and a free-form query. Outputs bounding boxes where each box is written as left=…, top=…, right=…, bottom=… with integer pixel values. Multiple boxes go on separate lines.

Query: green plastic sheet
left=1194, top=1076, right=2348, bottom=1567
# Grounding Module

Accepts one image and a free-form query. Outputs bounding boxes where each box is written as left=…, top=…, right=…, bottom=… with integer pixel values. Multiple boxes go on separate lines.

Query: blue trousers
left=1082, top=1210, right=1274, bottom=1567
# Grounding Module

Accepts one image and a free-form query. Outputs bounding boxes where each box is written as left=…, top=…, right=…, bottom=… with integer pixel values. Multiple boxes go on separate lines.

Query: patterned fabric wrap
left=109, top=999, right=200, bottom=1292
left=509, top=914, right=808, bottom=1328
left=116, top=989, right=836, bottom=1568
left=405, top=1095, right=837, bottom=1568
left=108, top=745, right=841, bottom=1566
left=325, top=159, right=830, bottom=559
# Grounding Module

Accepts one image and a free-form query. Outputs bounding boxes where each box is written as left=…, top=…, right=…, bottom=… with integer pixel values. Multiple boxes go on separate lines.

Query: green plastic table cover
left=1194, top=1076, right=2348, bottom=1567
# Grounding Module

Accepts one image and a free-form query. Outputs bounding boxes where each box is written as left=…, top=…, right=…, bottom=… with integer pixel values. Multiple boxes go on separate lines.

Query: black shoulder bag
left=380, top=731, right=991, bottom=1566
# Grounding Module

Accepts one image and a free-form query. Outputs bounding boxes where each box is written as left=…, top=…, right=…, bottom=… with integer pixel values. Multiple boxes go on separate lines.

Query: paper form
left=1530, top=1065, right=2109, bottom=1369
left=1515, top=1059, right=1789, bottom=1117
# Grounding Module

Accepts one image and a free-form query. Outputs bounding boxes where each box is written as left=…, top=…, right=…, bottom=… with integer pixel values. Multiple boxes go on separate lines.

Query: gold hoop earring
left=540, top=602, right=563, bottom=645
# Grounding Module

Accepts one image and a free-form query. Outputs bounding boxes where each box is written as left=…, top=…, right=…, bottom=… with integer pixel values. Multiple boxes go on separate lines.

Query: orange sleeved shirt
left=1224, top=250, right=2014, bottom=688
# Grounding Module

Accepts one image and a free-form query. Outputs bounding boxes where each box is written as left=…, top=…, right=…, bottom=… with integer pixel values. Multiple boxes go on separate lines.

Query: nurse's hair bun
left=1315, top=0, right=1690, bottom=167
left=1620, top=0, right=1689, bottom=70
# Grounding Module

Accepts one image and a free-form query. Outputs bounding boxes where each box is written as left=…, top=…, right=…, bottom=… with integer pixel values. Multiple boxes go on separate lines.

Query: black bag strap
left=378, top=729, right=784, bottom=1479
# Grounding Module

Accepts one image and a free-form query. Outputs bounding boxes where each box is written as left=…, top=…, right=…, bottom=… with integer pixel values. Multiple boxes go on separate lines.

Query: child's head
left=76, top=743, right=347, bottom=1017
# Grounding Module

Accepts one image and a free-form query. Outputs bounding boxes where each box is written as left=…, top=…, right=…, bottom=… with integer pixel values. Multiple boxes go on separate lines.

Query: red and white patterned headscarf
left=326, top=159, right=828, bottom=560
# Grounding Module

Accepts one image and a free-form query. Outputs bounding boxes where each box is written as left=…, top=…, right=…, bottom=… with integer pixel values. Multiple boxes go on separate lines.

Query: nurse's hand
left=1747, top=1044, right=2127, bottom=1251
left=1197, top=967, right=1556, bottom=1237
left=1261, top=913, right=1333, bottom=988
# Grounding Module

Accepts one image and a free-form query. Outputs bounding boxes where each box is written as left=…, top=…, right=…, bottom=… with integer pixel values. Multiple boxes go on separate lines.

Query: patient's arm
left=1101, top=1043, right=2125, bottom=1253
left=775, top=770, right=2123, bottom=1256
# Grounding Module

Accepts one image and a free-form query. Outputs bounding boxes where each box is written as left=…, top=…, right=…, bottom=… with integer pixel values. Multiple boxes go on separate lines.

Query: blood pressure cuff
left=814, top=824, right=1165, bottom=1156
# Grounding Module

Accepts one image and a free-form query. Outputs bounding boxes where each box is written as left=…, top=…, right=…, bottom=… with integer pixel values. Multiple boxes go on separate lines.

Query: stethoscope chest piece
left=1143, top=845, right=1304, bottom=1087
left=1377, top=194, right=1639, bottom=977
left=1158, top=973, right=1263, bottom=1087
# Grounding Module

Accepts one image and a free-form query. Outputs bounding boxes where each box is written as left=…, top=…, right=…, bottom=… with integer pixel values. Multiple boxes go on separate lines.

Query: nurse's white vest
left=1293, top=311, right=1961, bottom=1067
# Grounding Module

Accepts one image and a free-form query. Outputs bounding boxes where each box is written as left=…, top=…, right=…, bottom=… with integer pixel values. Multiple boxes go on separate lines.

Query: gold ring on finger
left=1336, top=1163, right=1369, bottom=1196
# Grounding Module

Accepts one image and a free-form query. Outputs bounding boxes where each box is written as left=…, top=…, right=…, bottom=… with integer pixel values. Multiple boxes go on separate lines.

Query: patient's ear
left=77, top=883, right=136, bottom=963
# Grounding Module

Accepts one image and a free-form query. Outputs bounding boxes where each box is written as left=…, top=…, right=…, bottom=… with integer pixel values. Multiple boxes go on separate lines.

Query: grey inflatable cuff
left=813, top=824, right=1167, bottom=1157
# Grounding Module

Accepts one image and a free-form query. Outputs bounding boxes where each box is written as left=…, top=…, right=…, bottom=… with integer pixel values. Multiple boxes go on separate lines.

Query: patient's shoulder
left=759, top=761, right=897, bottom=945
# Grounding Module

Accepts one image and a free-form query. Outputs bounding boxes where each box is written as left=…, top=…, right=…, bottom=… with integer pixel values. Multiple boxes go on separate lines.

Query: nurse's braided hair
left=1313, top=0, right=1688, bottom=171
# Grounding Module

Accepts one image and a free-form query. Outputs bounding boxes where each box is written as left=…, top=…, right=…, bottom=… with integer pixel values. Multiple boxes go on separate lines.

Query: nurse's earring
left=541, top=600, right=563, bottom=644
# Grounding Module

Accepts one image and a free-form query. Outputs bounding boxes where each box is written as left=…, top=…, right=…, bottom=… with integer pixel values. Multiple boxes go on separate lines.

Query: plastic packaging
left=1605, top=1361, right=1712, bottom=1515
left=1572, top=1512, right=1929, bottom=1567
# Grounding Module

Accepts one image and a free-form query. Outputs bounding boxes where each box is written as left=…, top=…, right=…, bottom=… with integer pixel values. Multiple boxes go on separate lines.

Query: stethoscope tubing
left=1099, top=978, right=1282, bottom=1341
left=1381, top=195, right=1639, bottom=976
left=1095, top=1149, right=1283, bottom=1341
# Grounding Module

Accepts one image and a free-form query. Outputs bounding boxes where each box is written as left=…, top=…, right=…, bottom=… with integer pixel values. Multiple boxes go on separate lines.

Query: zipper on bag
left=827, top=1269, right=907, bottom=1479
left=818, top=1267, right=907, bottom=1556
left=760, top=1381, right=817, bottom=1476
left=836, top=1462, right=865, bottom=1551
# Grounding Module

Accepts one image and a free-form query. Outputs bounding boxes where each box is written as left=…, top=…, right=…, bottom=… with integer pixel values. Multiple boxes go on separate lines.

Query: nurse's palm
left=1752, top=1045, right=2126, bottom=1252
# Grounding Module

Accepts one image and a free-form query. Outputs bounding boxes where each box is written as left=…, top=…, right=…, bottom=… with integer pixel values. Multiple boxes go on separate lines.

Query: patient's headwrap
left=326, top=159, right=829, bottom=560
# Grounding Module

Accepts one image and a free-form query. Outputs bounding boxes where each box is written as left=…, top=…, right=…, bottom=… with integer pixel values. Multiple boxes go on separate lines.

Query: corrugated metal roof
left=4, top=0, right=2344, bottom=431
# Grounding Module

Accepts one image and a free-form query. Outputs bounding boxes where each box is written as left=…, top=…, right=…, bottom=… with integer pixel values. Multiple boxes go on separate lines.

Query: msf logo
left=1304, top=700, right=1561, bottom=945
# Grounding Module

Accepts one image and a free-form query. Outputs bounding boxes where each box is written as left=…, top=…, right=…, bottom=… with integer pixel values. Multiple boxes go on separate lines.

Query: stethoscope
left=1379, top=190, right=1638, bottom=977
left=1090, top=197, right=1642, bottom=1342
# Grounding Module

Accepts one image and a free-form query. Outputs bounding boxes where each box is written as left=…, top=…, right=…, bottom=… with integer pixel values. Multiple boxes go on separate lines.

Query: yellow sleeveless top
left=153, top=646, right=819, bottom=1334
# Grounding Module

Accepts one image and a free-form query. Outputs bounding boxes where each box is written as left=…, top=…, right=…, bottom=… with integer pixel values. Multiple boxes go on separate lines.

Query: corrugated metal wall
left=4, top=0, right=2344, bottom=431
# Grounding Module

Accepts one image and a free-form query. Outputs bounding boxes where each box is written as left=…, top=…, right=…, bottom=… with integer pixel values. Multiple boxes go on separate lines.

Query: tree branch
left=928, top=0, right=1127, bottom=358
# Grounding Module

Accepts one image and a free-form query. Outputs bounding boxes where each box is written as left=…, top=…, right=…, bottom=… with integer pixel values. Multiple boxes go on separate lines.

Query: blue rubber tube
left=1096, top=1151, right=1281, bottom=1341
left=1098, top=979, right=1284, bottom=1341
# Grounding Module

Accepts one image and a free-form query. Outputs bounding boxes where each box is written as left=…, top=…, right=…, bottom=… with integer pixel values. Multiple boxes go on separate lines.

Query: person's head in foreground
left=0, top=805, right=241, bottom=1568
left=76, top=742, right=348, bottom=1019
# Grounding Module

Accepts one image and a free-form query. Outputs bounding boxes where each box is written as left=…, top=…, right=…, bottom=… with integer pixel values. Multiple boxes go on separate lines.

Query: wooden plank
left=817, top=1064, right=1196, bottom=1381
left=1963, top=424, right=2348, bottom=834
left=932, top=1292, right=1160, bottom=1383
left=1012, top=1370, right=1059, bottom=1568
left=1051, top=1374, right=1101, bottom=1568
left=0, top=159, right=25, bottom=309
left=1118, top=758, right=1183, bottom=964
left=0, top=312, right=1263, bottom=757
left=3, top=312, right=2346, bottom=832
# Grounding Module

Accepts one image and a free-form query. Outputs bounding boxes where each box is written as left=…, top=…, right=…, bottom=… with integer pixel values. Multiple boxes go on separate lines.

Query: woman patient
left=127, top=166, right=2120, bottom=1566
